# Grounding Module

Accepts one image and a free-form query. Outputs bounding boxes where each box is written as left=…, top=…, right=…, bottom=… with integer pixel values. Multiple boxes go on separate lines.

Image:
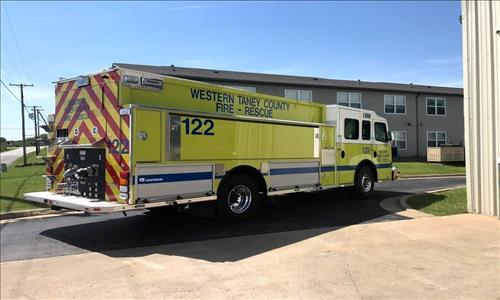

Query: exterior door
left=336, top=108, right=362, bottom=185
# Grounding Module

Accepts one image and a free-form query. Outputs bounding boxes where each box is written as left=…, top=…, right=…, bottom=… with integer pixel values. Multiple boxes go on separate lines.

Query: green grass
left=407, top=187, right=467, bottom=216
left=0, top=149, right=48, bottom=213
left=394, top=162, right=465, bottom=176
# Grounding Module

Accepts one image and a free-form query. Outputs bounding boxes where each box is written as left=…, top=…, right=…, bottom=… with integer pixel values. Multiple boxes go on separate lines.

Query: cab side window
left=374, top=122, right=388, bottom=142
left=344, top=118, right=359, bottom=140
left=362, top=120, right=371, bottom=140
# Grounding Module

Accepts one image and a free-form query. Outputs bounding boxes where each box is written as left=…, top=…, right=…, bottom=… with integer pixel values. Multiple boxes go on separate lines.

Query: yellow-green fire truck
left=25, top=66, right=399, bottom=220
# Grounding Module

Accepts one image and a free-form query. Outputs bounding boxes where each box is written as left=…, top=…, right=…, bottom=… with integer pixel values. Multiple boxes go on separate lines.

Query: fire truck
left=25, top=66, right=399, bottom=220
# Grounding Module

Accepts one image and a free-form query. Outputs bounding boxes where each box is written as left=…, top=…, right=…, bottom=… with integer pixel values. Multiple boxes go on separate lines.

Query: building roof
left=113, top=63, right=463, bottom=96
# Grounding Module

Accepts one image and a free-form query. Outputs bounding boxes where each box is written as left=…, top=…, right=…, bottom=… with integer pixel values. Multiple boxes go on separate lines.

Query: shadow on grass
left=40, top=189, right=411, bottom=262
left=441, top=162, right=465, bottom=167
left=0, top=195, right=46, bottom=213
left=406, top=193, right=446, bottom=211
left=14, top=162, right=45, bottom=167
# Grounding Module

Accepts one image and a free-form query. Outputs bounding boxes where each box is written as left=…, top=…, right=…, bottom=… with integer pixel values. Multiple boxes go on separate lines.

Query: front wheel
left=354, top=166, right=375, bottom=199
left=217, top=174, right=260, bottom=222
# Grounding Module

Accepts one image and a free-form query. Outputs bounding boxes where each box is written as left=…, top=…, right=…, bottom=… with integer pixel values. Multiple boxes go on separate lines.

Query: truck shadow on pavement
left=41, top=189, right=411, bottom=262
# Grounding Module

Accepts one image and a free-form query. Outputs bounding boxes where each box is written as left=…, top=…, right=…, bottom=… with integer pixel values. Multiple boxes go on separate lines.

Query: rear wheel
left=354, top=166, right=374, bottom=198
left=217, top=174, right=260, bottom=221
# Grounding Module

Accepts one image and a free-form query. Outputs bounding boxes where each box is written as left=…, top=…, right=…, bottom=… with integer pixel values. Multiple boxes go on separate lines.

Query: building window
left=426, top=97, right=446, bottom=116
left=427, top=131, right=446, bottom=147
left=228, top=86, right=256, bottom=92
left=391, top=131, right=407, bottom=150
left=284, top=89, right=312, bottom=102
left=384, top=95, right=406, bottom=114
left=344, top=118, right=359, bottom=140
left=374, top=122, right=388, bottom=142
left=362, top=120, right=371, bottom=140
left=337, top=92, right=361, bottom=108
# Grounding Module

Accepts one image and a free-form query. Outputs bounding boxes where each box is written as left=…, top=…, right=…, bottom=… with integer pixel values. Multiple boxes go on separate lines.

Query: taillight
left=119, top=171, right=130, bottom=200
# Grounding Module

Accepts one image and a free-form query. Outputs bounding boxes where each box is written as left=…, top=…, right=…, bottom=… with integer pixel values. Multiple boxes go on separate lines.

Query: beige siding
left=462, top=0, right=500, bottom=217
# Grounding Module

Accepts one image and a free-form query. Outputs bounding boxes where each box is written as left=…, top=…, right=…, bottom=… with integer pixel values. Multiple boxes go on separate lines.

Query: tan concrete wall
left=462, top=0, right=500, bottom=217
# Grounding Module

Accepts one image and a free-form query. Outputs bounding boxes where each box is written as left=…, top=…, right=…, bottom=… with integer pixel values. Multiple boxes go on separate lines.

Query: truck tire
left=354, top=166, right=375, bottom=199
left=217, top=174, right=260, bottom=222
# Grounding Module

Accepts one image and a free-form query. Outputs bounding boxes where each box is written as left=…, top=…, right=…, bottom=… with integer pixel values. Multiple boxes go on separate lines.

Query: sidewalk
left=1, top=213, right=498, bottom=299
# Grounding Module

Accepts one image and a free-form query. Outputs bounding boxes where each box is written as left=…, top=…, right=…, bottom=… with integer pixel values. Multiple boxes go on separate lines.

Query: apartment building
left=114, top=63, right=464, bottom=158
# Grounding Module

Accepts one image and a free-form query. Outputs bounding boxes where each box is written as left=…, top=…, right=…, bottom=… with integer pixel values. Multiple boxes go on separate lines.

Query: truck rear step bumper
left=24, top=192, right=216, bottom=214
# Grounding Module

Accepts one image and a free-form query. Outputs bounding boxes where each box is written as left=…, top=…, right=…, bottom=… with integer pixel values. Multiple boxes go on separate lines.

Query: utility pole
left=28, top=106, right=43, bottom=155
left=36, top=108, right=45, bottom=153
left=9, top=83, right=33, bottom=166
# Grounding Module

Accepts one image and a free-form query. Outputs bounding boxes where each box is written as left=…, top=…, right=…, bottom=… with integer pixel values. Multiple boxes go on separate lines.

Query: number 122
left=181, top=118, right=215, bottom=136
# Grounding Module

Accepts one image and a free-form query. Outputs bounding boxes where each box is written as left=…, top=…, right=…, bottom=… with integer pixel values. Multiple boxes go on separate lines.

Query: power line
left=0, top=79, right=25, bottom=107
left=0, top=35, right=25, bottom=82
left=1, top=3, right=47, bottom=106
left=2, top=2, right=33, bottom=84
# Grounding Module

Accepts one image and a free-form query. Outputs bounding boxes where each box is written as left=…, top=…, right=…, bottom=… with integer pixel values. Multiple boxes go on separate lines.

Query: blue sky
left=1, top=1, right=462, bottom=140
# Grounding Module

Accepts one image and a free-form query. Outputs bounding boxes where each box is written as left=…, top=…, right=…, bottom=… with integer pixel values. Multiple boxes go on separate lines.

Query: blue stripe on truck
left=134, top=164, right=393, bottom=184
left=270, top=167, right=319, bottom=175
left=137, top=172, right=212, bottom=185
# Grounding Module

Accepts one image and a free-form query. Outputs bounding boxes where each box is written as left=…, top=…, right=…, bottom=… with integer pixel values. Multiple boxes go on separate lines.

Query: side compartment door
left=133, top=109, right=161, bottom=162
left=320, top=126, right=336, bottom=186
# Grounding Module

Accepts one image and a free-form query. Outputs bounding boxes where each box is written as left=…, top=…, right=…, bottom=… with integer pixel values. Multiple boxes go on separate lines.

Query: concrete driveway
left=1, top=213, right=498, bottom=299
left=0, top=147, right=36, bottom=166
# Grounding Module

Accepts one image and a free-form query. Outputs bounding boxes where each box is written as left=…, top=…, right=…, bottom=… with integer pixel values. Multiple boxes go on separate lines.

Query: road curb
left=1, top=208, right=52, bottom=220
left=0, top=208, right=70, bottom=221
left=0, top=210, right=83, bottom=224
left=381, top=186, right=466, bottom=219
left=379, top=195, right=433, bottom=219
left=400, top=173, right=465, bottom=179
left=401, top=185, right=466, bottom=209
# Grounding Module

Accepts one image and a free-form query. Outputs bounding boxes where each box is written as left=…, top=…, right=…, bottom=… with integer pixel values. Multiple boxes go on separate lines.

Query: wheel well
left=354, top=160, right=378, bottom=182
left=218, top=165, right=267, bottom=196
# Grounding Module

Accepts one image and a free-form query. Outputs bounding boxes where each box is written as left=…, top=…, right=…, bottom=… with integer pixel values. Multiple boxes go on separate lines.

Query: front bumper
left=392, top=167, right=400, bottom=180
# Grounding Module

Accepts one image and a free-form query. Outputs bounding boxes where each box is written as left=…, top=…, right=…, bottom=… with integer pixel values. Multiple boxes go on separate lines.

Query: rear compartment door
left=134, top=109, right=161, bottom=162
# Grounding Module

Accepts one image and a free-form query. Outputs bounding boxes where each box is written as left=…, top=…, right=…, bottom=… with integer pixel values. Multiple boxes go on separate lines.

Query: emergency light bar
left=75, top=76, right=90, bottom=87
left=122, top=75, right=163, bottom=90
left=141, top=77, right=163, bottom=89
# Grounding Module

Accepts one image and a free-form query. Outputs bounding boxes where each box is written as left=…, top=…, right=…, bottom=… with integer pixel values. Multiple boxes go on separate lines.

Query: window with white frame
left=228, top=86, right=256, bottom=92
left=284, top=89, right=312, bottom=102
left=384, top=95, right=406, bottom=114
left=391, top=131, right=407, bottom=150
left=426, top=97, right=446, bottom=115
left=337, top=92, right=361, bottom=108
left=427, top=131, right=446, bottom=147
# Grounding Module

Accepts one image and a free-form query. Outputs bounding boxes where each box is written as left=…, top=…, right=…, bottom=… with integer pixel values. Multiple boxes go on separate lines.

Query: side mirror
left=387, top=131, right=393, bottom=143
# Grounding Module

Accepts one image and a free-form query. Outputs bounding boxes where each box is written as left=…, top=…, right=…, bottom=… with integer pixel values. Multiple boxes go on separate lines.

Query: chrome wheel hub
left=228, top=185, right=252, bottom=214
left=361, top=174, right=372, bottom=192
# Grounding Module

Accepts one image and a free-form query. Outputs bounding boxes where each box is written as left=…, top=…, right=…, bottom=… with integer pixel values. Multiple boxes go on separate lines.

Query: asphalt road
left=0, top=176, right=465, bottom=263
left=0, top=147, right=36, bottom=166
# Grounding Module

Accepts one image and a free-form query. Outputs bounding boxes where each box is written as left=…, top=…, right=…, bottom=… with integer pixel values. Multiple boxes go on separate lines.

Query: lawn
left=407, top=187, right=467, bottom=216
left=394, top=162, right=465, bottom=177
left=0, top=149, right=47, bottom=213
